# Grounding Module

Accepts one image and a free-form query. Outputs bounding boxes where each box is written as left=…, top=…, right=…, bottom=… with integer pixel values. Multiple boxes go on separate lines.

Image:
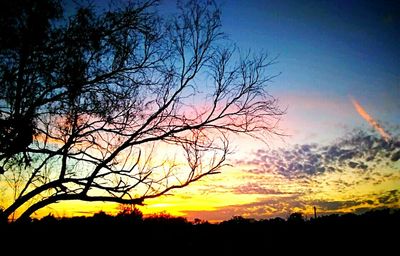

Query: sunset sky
left=10, top=0, right=399, bottom=222
left=135, top=0, right=400, bottom=221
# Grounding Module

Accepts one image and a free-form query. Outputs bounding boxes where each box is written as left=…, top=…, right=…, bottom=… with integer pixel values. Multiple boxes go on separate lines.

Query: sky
left=133, top=0, right=400, bottom=221
left=4, top=0, right=399, bottom=221
left=220, top=0, right=399, bottom=144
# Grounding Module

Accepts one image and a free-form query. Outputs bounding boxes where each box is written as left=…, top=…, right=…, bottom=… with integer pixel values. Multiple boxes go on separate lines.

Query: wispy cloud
left=350, top=96, right=391, bottom=142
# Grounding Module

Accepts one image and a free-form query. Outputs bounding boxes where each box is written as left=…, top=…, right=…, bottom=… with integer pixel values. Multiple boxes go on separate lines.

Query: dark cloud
left=378, top=190, right=400, bottom=204
left=365, top=200, right=374, bottom=205
left=310, top=200, right=364, bottom=211
left=391, top=150, right=400, bottom=161
left=348, top=161, right=358, bottom=168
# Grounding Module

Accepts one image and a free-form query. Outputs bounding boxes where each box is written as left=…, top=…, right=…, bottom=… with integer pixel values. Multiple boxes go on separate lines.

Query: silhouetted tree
left=39, top=213, right=58, bottom=224
left=193, top=218, right=209, bottom=225
left=287, top=212, right=304, bottom=224
left=145, top=212, right=189, bottom=225
left=116, top=205, right=143, bottom=223
left=0, top=0, right=283, bottom=221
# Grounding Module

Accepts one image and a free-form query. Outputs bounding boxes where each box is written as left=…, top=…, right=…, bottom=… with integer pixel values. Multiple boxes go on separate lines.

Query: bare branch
left=0, top=0, right=283, bottom=221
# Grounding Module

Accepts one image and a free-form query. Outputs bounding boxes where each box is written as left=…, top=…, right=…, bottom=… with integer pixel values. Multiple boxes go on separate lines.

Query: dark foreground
left=2, top=209, right=399, bottom=254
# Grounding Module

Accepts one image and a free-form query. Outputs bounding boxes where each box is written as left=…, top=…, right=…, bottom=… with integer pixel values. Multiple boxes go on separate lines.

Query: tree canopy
left=0, top=0, right=283, bottom=221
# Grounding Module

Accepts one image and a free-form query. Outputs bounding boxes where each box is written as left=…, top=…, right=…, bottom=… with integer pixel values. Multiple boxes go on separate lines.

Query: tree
left=287, top=212, right=305, bottom=224
left=0, top=0, right=283, bottom=221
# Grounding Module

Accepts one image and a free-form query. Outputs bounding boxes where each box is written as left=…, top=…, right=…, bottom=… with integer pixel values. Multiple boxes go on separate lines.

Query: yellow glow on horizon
left=2, top=146, right=399, bottom=222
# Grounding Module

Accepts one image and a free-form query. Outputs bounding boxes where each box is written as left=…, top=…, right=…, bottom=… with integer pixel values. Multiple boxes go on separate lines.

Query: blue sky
left=216, top=0, right=399, bottom=144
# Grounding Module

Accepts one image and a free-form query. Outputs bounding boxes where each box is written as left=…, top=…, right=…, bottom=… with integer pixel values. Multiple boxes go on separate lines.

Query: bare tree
left=0, top=0, right=283, bottom=221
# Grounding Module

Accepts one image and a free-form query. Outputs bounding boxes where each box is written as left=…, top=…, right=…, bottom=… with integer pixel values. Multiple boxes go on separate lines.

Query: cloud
left=377, top=190, right=399, bottom=204
left=350, top=96, right=391, bottom=142
left=182, top=194, right=307, bottom=221
left=391, top=150, right=400, bottom=161
left=233, top=183, right=292, bottom=195
left=240, top=131, right=400, bottom=180
left=179, top=130, right=400, bottom=222
left=181, top=191, right=396, bottom=221
left=310, top=200, right=364, bottom=211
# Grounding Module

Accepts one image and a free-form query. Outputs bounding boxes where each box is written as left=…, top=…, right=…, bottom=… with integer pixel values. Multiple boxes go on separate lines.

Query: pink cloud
left=350, top=96, right=391, bottom=142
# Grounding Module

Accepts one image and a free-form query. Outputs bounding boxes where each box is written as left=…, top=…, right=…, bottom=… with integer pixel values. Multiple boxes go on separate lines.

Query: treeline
left=4, top=207, right=398, bottom=226
left=1, top=208, right=399, bottom=253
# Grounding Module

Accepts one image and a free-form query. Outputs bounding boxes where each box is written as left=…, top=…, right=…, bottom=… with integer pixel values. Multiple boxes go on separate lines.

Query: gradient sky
left=23, top=0, right=400, bottom=221
left=132, top=0, right=400, bottom=221
left=221, top=0, right=399, bottom=143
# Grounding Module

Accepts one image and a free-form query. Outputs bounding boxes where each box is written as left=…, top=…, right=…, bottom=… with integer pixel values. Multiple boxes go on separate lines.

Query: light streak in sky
left=350, top=96, right=390, bottom=141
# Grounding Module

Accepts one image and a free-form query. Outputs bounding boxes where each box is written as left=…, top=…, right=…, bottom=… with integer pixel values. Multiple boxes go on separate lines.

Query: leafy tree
left=0, top=0, right=283, bottom=221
